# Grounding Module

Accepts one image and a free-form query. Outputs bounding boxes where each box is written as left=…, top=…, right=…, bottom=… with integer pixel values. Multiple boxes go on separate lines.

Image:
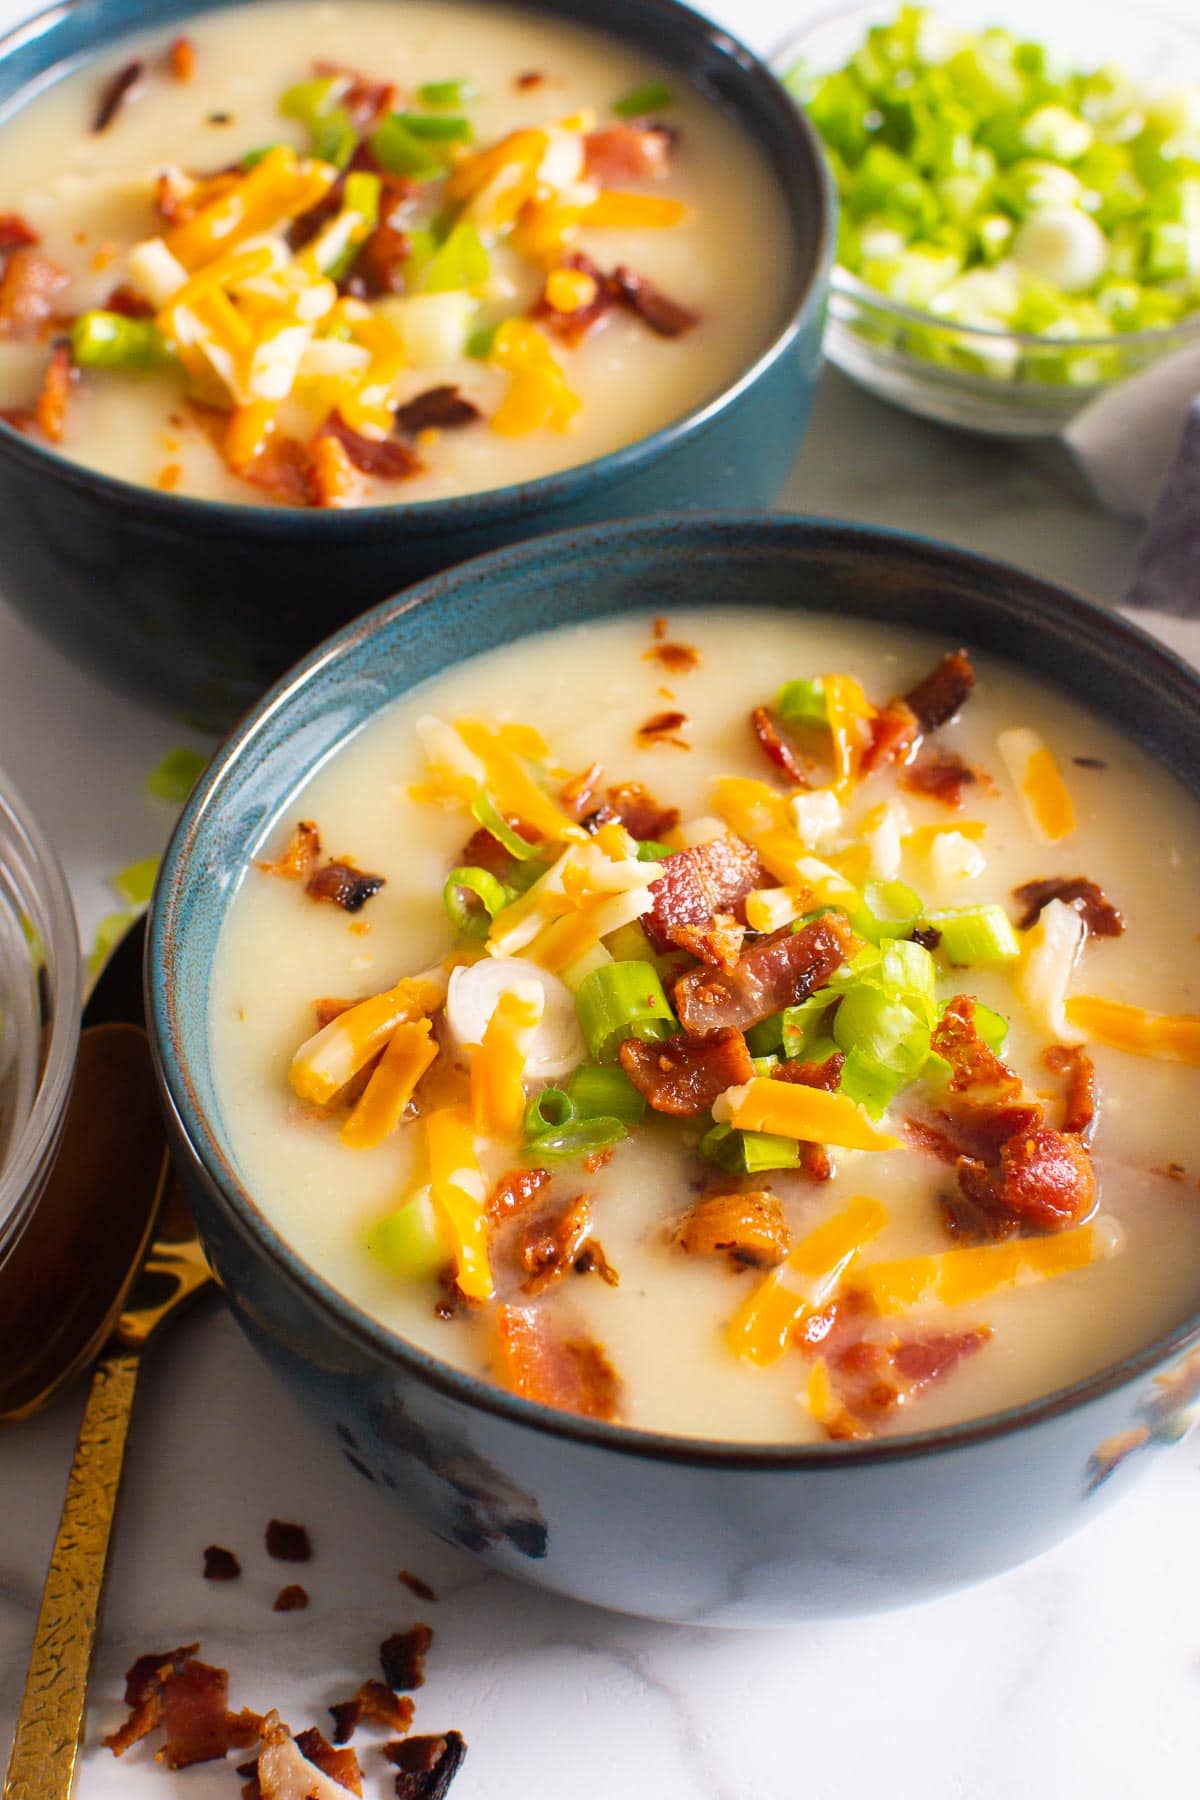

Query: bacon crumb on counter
left=104, top=1643, right=263, bottom=1768
left=92, top=58, right=144, bottom=131
left=903, top=648, right=976, bottom=734
left=644, top=639, right=701, bottom=674
left=316, top=410, right=423, bottom=480
left=398, top=1569, right=438, bottom=1603
left=1043, top=1043, right=1098, bottom=1138
left=380, top=1623, right=434, bottom=1692
left=636, top=708, right=690, bottom=748
left=393, top=386, right=482, bottom=435
left=750, top=705, right=811, bottom=787
left=1012, top=875, right=1123, bottom=937
left=202, top=1544, right=241, bottom=1581
left=0, top=249, right=69, bottom=339
left=486, top=1165, right=552, bottom=1224
left=169, top=35, right=196, bottom=80
left=329, top=1681, right=415, bottom=1744
left=385, top=1730, right=468, bottom=1800
left=306, top=858, right=387, bottom=914
left=242, top=1714, right=363, bottom=1799
left=675, top=1188, right=789, bottom=1268
left=265, top=1518, right=313, bottom=1562
left=273, top=1584, right=310, bottom=1612
left=643, top=829, right=764, bottom=956
left=620, top=1026, right=753, bottom=1117
left=494, top=1304, right=621, bottom=1420
left=900, top=747, right=986, bottom=808
left=674, top=914, right=853, bottom=1036
left=584, top=123, right=673, bottom=184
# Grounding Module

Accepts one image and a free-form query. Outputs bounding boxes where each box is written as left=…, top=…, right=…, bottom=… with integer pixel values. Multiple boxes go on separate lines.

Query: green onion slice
left=526, top=1116, right=628, bottom=1163
left=369, top=113, right=447, bottom=179
left=397, top=111, right=472, bottom=142
left=471, top=790, right=542, bottom=860
left=635, top=840, right=674, bottom=862
left=443, top=865, right=513, bottom=939
left=524, top=1088, right=576, bottom=1137
left=699, top=1122, right=801, bottom=1174
left=146, top=746, right=207, bottom=804
left=612, top=79, right=674, bottom=118
left=776, top=676, right=828, bottom=727
left=921, top=904, right=1020, bottom=966
left=567, top=1062, right=647, bottom=1126
left=574, top=960, right=677, bottom=1064
left=71, top=312, right=173, bottom=371
left=368, top=1190, right=449, bottom=1281
left=418, top=78, right=477, bottom=108
left=111, top=855, right=160, bottom=908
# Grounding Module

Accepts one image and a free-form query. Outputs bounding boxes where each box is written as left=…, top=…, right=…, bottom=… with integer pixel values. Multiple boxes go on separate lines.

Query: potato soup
left=0, top=2, right=794, bottom=506
left=209, top=609, right=1200, bottom=1443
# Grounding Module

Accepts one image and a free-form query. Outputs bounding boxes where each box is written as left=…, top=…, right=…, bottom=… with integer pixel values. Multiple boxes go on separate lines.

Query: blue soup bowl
left=148, top=515, right=1200, bottom=1625
left=0, top=0, right=832, bottom=733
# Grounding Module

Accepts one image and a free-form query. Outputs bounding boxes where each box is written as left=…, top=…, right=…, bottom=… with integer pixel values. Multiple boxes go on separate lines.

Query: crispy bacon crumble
left=265, top=1518, right=313, bottom=1563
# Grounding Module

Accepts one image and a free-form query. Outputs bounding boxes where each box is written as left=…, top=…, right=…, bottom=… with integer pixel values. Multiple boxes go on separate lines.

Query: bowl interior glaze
left=149, top=513, right=1200, bottom=1466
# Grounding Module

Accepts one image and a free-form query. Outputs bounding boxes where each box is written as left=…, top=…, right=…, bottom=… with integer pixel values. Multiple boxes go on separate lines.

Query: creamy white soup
left=209, top=609, right=1200, bottom=1443
left=0, top=1, right=794, bottom=506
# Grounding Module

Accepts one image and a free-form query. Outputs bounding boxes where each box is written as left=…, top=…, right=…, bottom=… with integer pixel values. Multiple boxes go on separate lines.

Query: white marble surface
left=2, top=1, right=1200, bottom=1795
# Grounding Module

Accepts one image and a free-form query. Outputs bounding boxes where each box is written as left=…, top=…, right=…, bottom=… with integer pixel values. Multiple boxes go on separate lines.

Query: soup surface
left=210, top=609, right=1200, bottom=1443
left=0, top=1, right=794, bottom=506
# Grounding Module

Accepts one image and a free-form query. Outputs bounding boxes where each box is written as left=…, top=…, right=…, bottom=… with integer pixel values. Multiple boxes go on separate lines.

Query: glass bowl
left=0, top=764, right=81, bottom=1272
left=774, top=0, right=1200, bottom=436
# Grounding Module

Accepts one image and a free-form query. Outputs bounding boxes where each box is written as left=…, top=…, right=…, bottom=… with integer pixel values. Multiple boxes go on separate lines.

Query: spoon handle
left=3, top=1349, right=141, bottom=1800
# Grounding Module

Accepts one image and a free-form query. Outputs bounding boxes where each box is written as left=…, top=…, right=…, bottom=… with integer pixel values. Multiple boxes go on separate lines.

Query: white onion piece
left=446, top=958, right=584, bottom=1079
left=790, top=788, right=842, bottom=854
left=1012, top=206, right=1108, bottom=294
left=1018, top=897, right=1085, bottom=1043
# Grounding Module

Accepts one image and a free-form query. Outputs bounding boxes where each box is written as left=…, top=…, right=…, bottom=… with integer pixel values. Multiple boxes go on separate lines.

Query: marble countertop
left=2, top=1, right=1199, bottom=1795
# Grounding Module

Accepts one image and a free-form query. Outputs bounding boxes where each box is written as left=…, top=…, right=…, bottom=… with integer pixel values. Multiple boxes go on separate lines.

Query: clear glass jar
left=0, top=764, right=80, bottom=1271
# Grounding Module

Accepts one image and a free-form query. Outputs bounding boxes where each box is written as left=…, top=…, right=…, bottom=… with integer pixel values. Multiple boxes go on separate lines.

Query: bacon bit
left=35, top=340, right=74, bottom=444
left=459, top=816, right=540, bottom=880
left=293, top=1727, right=361, bottom=1794
left=313, top=60, right=395, bottom=129
left=573, top=1239, right=619, bottom=1282
left=394, top=385, right=481, bottom=435
left=912, top=925, right=941, bottom=951
left=0, top=406, right=36, bottom=434
left=245, top=1714, right=365, bottom=1799
left=309, top=432, right=360, bottom=508
left=169, top=35, right=196, bottom=80
left=903, top=1115, right=963, bottom=1165
left=644, top=639, right=700, bottom=674
left=104, top=1643, right=262, bottom=1768
left=0, top=214, right=38, bottom=252
left=558, top=761, right=603, bottom=821
left=674, top=914, right=853, bottom=1036
left=533, top=251, right=615, bottom=345
left=772, top=1051, right=845, bottom=1092
left=158, top=462, right=183, bottom=491
left=313, top=996, right=353, bottom=1031
left=272, top=1584, right=309, bottom=1612
left=670, top=911, right=745, bottom=970
left=904, top=649, right=975, bottom=733
left=329, top=1681, right=415, bottom=1744
left=93, top=58, right=143, bottom=131
left=936, top=1093, right=1043, bottom=1162
left=399, top=1569, right=438, bottom=1602
left=265, top=1518, right=312, bottom=1562
left=380, top=1623, right=434, bottom=1692
left=610, top=264, right=699, bottom=337
left=989, top=1125, right=1097, bottom=1231
left=515, top=69, right=545, bottom=89
left=584, top=124, right=673, bottom=184
left=620, top=1025, right=753, bottom=1117
left=676, top=1188, right=789, bottom=1268
left=486, top=1165, right=552, bottom=1224
left=517, top=1193, right=596, bottom=1293
left=643, top=830, right=764, bottom=955
left=1043, top=1043, right=1098, bottom=1137
left=929, top=994, right=1021, bottom=1095
left=351, top=218, right=412, bottom=297
left=637, top=708, right=689, bottom=748
left=0, top=249, right=69, bottom=340
left=240, top=432, right=318, bottom=507
left=1012, top=876, right=1123, bottom=937
left=386, top=1731, right=468, bottom=1800
left=1074, top=755, right=1107, bottom=771
left=582, top=1145, right=616, bottom=1175
left=316, top=409, right=423, bottom=479
left=818, top=1326, right=991, bottom=1439
left=494, top=1304, right=621, bottom=1421
left=750, top=706, right=811, bottom=787
left=860, top=699, right=918, bottom=775
left=900, top=747, right=984, bottom=808
left=259, top=821, right=321, bottom=882
left=604, top=780, right=680, bottom=840
left=306, top=858, right=386, bottom=913
left=202, top=1544, right=241, bottom=1581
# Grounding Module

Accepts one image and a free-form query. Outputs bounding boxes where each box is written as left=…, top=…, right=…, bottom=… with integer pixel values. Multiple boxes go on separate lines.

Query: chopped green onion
left=612, top=79, right=674, bottom=118
left=370, top=113, right=448, bottom=179
left=146, top=746, right=207, bottom=804
left=921, top=903, right=1020, bottom=965
left=396, top=111, right=472, bottom=142
left=751, top=1054, right=781, bottom=1076
left=280, top=77, right=356, bottom=168
left=470, top=790, right=541, bottom=860
left=526, top=1116, right=628, bottom=1162
left=971, top=999, right=1010, bottom=1051
left=776, top=676, right=827, bottom=727
left=854, top=880, right=924, bottom=944
left=418, top=78, right=477, bottom=108
left=417, top=219, right=490, bottom=293
left=240, top=144, right=282, bottom=169
left=524, top=1087, right=576, bottom=1136
left=111, top=855, right=160, bottom=908
left=71, top=311, right=173, bottom=371
left=89, top=910, right=133, bottom=976
left=567, top=1062, right=646, bottom=1126
left=745, top=1012, right=785, bottom=1057
left=780, top=991, right=838, bottom=1060
left=574, top=960, right=676, bottom=1063
left=699, top=1121, right=801, bottom=1174
left=465, top=321, right=500, bottom=359
left=635, top=840, right=674, bottom=862
left=506, top=856, right=552, bottom=895
left=320, top=171, right=382, bottom=281
left=443, top=865, right=512, bottom=938
left=838, top=1046, right=908, bottom=1118
left=368, top=1191, right=449, bottom=1280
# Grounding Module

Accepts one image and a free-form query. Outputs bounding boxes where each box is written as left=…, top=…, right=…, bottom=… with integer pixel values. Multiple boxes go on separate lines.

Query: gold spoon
left=2, top=921, right=211, bottom=1800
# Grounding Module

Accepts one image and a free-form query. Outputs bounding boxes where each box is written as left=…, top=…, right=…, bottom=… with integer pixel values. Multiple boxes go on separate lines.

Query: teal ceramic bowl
left=147, top=514, right=1200, bottom=1625
left=0, top=0, right=832, bottom=731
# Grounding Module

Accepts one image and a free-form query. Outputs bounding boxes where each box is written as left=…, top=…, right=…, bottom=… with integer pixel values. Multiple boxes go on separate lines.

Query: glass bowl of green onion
left=775, top=0, right=1200, bottom=434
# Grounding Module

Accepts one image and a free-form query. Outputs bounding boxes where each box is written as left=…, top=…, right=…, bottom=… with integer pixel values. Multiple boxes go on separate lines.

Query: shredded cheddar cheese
left=289, top=973, right=446, bottom=1105
left=997, top=728, right=1076, bottom=843
left=852, top=1221, right=1116, bottom=1314
left=729, top=1197, right=889, bottom=1367
left=1066, top=996, right=1200, bottom=1065
left=425, top=1104, right=493, bottom=1300
left=715, top=1077, right=900, bottom=1151
left=340, top=1018, right=438, bottom=1149
left=470, top=982, right=545, bottom=1138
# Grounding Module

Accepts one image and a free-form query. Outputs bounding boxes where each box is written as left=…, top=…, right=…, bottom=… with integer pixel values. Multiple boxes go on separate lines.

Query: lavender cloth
left=1125, top=395, right=1200, bottom=616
